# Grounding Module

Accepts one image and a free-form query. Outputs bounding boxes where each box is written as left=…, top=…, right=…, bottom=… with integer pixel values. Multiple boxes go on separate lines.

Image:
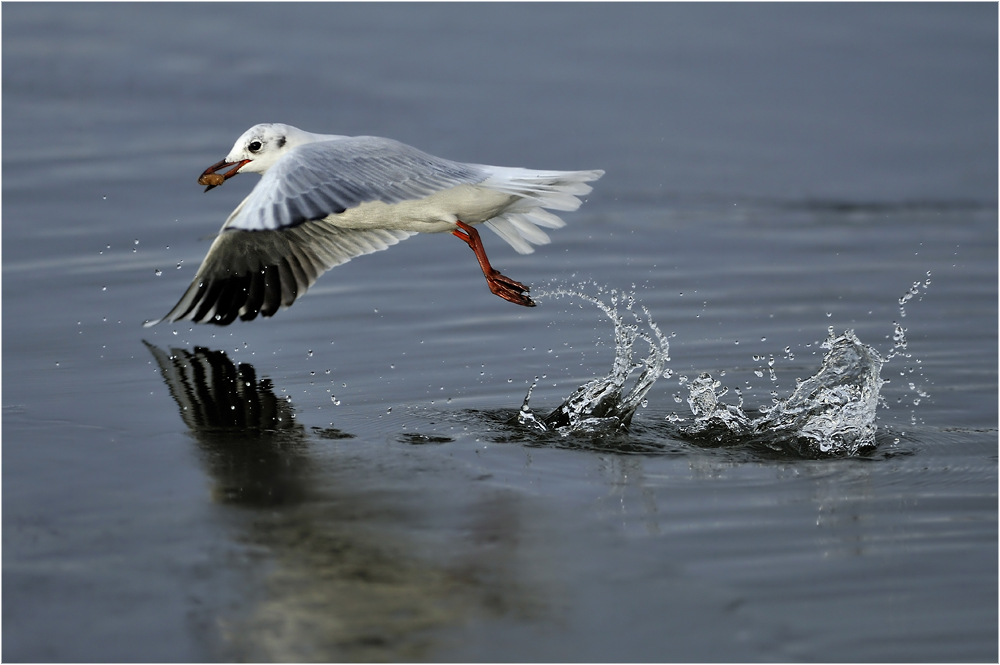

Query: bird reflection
left=143, top=341, right=548, bottom=661
left=144, top=341, right=314, bottom=507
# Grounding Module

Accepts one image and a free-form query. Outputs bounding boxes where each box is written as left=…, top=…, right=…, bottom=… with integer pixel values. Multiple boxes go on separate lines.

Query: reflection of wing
left=226, top=137, right=487, bottom=232
left=144, top=341, right=316, bottom=507
left=145, top=224, right=416, bottom=326
left=144, top=341, right=297, bottom=431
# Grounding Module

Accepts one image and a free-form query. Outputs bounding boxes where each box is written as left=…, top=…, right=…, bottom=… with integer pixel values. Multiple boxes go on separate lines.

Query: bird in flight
left=146, top=123, right=603, bottom=326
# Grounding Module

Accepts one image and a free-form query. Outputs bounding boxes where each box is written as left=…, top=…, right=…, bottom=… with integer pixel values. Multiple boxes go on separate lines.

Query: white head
left=198, top=123, right=338, bottom=188
left=225, top=123, right=323, bottom=173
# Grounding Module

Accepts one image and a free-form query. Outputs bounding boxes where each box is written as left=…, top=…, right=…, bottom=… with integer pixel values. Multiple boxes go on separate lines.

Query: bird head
left=197, top=123, right=327, bottom=191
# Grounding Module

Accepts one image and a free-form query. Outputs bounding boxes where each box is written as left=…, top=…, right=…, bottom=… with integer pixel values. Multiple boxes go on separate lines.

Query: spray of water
left=511, top=277, right=929, bottom=458
left=682, top=329, right=884, bottom=457
left=514, top=286, right=670, bottom=435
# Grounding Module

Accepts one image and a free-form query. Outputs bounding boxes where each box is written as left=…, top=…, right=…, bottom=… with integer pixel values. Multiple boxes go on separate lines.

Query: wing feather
left=240, top=268, right=265, bottom=322
left=145, top=222, right=416, bottom=326
left=260, top=265, right=282, bottom=317
left=276, top=258, right=300, bottom=307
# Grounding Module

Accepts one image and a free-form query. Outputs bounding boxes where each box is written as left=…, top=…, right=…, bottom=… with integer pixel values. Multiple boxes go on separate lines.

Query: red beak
left=197, top=158, right=252, bottom=192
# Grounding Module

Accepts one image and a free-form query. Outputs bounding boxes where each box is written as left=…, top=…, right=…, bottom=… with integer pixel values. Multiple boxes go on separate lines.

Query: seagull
left=146, top=123, right=603, bottom=326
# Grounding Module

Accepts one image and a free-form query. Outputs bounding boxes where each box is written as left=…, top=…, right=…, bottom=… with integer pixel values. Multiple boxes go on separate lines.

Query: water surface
left=4, top=4, right=997, bottom=662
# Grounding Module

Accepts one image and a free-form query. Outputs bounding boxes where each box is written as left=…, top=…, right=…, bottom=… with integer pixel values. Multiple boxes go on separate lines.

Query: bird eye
left=248, top=141, right=263, bottom=153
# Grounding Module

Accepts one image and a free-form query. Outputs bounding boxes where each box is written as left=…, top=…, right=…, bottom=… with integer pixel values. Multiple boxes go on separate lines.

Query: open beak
left=197, top=158, right=252, bottom=192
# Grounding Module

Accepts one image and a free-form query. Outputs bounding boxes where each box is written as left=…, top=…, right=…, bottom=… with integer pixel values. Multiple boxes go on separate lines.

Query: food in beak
left=197, top=173, right=226, bottom=186
left=198, top=159, right=251, bottom=190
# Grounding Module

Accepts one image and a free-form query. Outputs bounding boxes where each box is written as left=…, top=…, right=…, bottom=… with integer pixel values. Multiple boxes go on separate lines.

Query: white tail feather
left=479, top=166, right=603, bottom=254
left=484, top=218, right=534, bottom=255
left=516, top=207, right=566, bottom=229
left=505, top=213, right=552, bottom=246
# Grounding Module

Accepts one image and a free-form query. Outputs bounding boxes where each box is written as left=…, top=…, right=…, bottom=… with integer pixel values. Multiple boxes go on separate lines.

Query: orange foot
left=452, top=220, right=535, bottom=307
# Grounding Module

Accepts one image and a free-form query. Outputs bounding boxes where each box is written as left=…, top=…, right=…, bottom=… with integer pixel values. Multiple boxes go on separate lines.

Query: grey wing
left=226, top=137, right=488, bottom=231
left=145, top=221, right=416, bottom=326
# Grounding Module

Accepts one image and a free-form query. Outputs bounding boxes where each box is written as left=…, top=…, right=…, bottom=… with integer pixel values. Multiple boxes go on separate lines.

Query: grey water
left=4, top=4, right=997, bottom=662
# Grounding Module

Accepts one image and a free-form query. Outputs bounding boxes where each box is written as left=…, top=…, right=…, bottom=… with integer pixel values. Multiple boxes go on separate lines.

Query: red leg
left=452, top=221, right=535, bottom=307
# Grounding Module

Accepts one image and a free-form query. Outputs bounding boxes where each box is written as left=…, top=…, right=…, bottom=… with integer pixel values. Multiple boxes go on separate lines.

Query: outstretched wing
left=145, top=222, right=416, bottom=326
left=225, top=136, right=488, bottom=231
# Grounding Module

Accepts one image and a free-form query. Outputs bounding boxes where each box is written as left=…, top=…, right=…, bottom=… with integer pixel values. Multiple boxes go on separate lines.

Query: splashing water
left=898, top=271, right=932, bottom=318
left=508, top=275, right=929, bottom=457
left=681, top=330, right=884, bottom=457
left=514, top=286, right=670, bottom=435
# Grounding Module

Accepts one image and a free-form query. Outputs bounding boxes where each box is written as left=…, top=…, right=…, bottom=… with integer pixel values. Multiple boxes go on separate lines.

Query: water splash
left=680, top=330, right=884, bottom=457
left=898, top=271, right=931, bottom=318
left=514, top=286, right=670, bottom=435
left=509, top=286, right=880, bottom=456
left=505, top=274, right=931, bottom=457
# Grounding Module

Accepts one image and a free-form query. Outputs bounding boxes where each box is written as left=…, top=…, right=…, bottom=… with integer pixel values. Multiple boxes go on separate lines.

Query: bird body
left=147, top=123, right=602, bottom=326
left=286, top=184, right=517, bottom=236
